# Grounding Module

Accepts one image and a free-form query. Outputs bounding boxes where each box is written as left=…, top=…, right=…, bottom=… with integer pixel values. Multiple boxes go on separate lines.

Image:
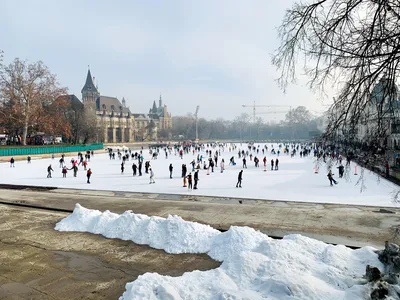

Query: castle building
left=80, top=69, right=172, bottom=143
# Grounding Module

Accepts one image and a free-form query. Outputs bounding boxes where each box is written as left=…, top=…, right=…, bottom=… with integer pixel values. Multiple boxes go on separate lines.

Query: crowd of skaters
left=6, top=141, right=344, bottom=188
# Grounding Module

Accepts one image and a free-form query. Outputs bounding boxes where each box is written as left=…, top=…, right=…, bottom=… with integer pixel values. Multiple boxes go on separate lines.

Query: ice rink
left=0, top=143, right=398, bottom=207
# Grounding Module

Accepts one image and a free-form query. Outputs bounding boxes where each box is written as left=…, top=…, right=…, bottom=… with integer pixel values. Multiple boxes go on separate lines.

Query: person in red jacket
left=87, top=168, right=92, bottom=184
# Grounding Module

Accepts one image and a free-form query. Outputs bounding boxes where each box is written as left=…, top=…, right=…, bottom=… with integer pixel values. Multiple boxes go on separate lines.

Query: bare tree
left=0, top=58, right=67, bottom=144
left=273, top=0, right=400, bottom=148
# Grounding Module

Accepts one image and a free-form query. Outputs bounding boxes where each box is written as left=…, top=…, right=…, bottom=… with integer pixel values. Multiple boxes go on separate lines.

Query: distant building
left=78, top=68, right=173, bottom=143
left=148, top=95, right=172, bottom=130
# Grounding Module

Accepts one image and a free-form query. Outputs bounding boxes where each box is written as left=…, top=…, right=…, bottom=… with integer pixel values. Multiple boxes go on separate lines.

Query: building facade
left=80, top=69, right=172, bottom=143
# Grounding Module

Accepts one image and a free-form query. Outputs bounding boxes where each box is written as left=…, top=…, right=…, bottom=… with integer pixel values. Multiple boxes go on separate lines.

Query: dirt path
left=0, top=205, right=220, bottom=299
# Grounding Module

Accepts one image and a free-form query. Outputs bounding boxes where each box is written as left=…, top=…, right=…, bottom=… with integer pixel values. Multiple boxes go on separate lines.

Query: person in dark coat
left=327, top=170, right=338, bottom=186
left=236, top=170, right=243, bottom=188
left=62, top=166, right=68, bottom=178
left=271, top=159, right=274, bottom=171
left=87, top=168, right=92, bottom=183
left=275, top=158, right=279, bottom=170
left=242, top=157, right=247, bottom=169
left=47, top=164, right=54, bottom=178
left=337, top=164, right=344, bottom=178
left=27, top=156, right=31, bottom=164
left=132, top=163, right=137, bottom=176
left=182, top=164, right=187, bottom=178
left=138, top=162, right=143, bottom=176
left=10, top=157, right=15, bottom=167
left=169, top=163, right=173, bottom=179
left=194, top=170, right=199, bottom=189
left=121, top=162, right=125, bottom=174
left=187, top=173, right=193, bottom=190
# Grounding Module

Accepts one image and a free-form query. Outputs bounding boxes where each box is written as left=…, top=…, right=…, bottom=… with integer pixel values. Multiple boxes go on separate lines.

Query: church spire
left=81, top=67, right=99, bottom=104
left=159, top=94, right=162, bottom=107
left=152, top=100, right=157, bottom=113
left=81, top=68, right=98, bottom=94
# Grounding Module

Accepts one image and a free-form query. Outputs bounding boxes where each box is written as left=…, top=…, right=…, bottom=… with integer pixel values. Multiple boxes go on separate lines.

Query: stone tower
left=81, top=68, right=100, bottom=104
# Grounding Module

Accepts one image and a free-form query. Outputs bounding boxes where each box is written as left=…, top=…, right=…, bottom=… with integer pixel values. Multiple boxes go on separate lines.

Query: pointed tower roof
left=152, top=100, right=157, bottom=113
left=81, top=69, right=98, bottom=94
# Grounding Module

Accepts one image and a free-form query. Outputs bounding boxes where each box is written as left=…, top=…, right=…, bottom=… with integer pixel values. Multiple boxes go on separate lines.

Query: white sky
left=1, top=0, right=332, bottom=120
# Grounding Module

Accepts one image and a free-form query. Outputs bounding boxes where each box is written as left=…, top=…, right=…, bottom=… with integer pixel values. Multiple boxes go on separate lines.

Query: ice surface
left=56, top=204, right=386, bottom=300
left=1, top=143, right=398, bottom=206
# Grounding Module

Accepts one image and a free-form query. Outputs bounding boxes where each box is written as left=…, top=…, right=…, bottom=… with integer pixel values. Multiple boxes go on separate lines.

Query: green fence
left=0, top=144, right=104, bottom=157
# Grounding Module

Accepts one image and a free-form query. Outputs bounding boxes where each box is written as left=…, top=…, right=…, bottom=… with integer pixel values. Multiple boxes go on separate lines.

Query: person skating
left=27, top=156, right=31, bottom=164
left=194, top=170, right=199, bottom=189
left=236, top=170, right=243, bottom=188
left=182, top=164, right=187, bottom=178
left=220, top=159, right=225, bottom=173
left=337, top=164, right=344, bottom=178
left=271, top=159, right=274, bottom=171
left=72, top=164, right=78, bottom=177
left=62, top=166, right=68, bottom=178
left=242, top=157, right=247, bottom=169
left=47, top=164, right=54, bottom=178
left=149, top=168, right=155, bottom=184
left=87, top=168, right=92, bottom=183
left=121, top=162, right=125, bottom=174
left=187, top=173, right=193, bottom=189
left=132, top=163, right=137, bottom=176
left=275, top=158, right=279, bottom=170
left=138, top=162, right=143, bottom=176
left=327, top=170, right=338, bottom=186
left=83, top=160, right=88, bottom=171
left=10, top=157, right=15, bottom=167
left=183, top=174, right=187, bottom=187
left=169, top=163, right=173, bottom=179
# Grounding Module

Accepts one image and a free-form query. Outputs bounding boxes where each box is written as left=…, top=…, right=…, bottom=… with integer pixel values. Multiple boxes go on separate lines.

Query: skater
left=187, top=173, right=193, bottom=189
left=47, top=164, right=54, bottom=178
left=337, top=164, right=344, bottom=178
left=83, top=160, right=88, bottom=171
left=242, top=157, right=247, bottom=169
left=183, top=174, right=187, bottom=187
left=182, top=164, right=187, bottom=178
left=121, top=162, right=125, bottom=174
left=138, top=162, right=143, bottom=176
left=236, top=170, right=243, bottom=188
left=327, top=170, right=338, bottom=186
left=271, top=159, right=274, bottom=171
left=27, top=156, right=31, bottom=163
left=10, top=157, right=15, bottom=167
left=194, top=170, right=199, bottom=189
left=72, top=164, right=78, bottom=177
left=220, top=159, right=225, bottom=173
left=51, top=153, right=55, bottom=160
left=275, top=158, right=279, bottom=170
left=132, top=163, right=137, bottom=176
left=149, top=168, right=155, bottom=184
left=62, top=166, right=68, bottom=178
left=87, top=168, right=92, bottom=183
left=169, top=163, right=173, bottom=179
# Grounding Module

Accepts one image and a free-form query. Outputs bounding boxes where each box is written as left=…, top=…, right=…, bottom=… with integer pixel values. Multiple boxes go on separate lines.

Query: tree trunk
left=22, top=119, right=28, bottom=145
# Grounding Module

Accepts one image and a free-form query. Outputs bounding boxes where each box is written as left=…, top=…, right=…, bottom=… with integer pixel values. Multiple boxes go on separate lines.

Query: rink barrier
left=0, top=143, right=104, bottom=157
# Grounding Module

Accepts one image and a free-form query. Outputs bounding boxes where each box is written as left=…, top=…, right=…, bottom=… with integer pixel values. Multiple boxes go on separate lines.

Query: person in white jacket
left=149, top=168, right=155, bottom=184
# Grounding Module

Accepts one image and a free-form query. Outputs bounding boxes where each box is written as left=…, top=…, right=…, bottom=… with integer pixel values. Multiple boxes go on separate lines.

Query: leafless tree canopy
left=273, top=0, right=400, bottom=146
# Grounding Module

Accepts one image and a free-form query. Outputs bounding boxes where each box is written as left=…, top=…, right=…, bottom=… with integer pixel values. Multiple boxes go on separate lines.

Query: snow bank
left=55, top=204, right=385, bottom=300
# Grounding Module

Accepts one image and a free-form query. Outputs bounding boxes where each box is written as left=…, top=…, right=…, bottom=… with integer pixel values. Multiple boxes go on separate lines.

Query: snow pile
left=55, top=204, right=219, bottom=254
left=56, top=204, right=385, bottom=300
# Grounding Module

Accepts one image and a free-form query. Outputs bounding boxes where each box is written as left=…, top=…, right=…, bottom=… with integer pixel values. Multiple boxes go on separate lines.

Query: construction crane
left=242, top=101, right=291, bottom=123
left=194, top=105, right=200, bottom=141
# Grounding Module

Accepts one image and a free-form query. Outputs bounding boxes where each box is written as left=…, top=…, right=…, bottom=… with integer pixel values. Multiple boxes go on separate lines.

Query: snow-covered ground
left=56, top=204, right=385, bottom=300
left=0, top=143, right=398, bottom=206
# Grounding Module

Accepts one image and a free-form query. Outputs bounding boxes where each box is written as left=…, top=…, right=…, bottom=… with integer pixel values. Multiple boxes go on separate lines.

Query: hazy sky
left=1, top=0, right=331, bottom=120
